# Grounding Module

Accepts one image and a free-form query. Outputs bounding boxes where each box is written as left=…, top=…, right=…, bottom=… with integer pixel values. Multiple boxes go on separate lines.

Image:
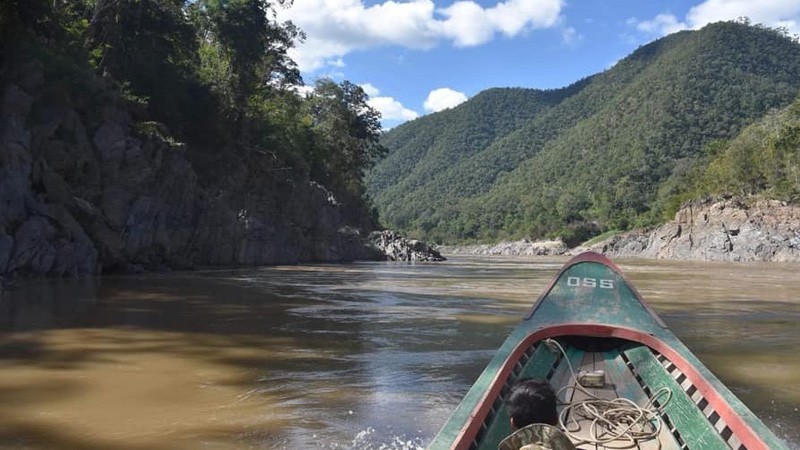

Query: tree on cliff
left=305, top=79, right=386, bottom=199
left=186, top=0, right=302, bottom=116
left=89, top=0, right=202, bottom=130
left=2, top=0, right=385, bottom=224
left=78, top=0, right=380, bottom=197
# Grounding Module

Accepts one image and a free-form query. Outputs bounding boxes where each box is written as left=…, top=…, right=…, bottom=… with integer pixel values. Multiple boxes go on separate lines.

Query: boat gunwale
left=450, top=322, right=771, bottom=450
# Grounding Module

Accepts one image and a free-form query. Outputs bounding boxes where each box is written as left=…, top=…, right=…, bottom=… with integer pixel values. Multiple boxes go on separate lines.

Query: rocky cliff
left=580, top=198, right=800, bottom=262
left=0, top=67, right=385, bottom=278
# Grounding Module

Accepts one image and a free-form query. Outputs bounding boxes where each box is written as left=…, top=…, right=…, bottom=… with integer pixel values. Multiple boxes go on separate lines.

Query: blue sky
left=276, top=0, right=800, bottom=128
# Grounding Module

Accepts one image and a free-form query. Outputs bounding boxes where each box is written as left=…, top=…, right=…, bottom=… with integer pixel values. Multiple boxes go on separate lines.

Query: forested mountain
left=367, top=21, right=800, bottom=245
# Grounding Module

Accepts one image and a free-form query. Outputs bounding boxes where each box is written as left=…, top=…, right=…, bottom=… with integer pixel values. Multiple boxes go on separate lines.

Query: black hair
left=505, top=378, right=558, bottom=428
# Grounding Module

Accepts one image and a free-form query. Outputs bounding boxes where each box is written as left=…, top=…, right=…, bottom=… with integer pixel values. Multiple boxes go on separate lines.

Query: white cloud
left=424, top=87, right=469, bottom=112
left=635, top=13, right=687, bottom=35
left=291, top=84, right=315, bottom=97
left=561, top=26, right=581, bottom=45
left=438, top=1, right=496, bottom=47
left=630, top=0, right=800, bottom=37
left=487, top=0, right=561, bottom=36
left=358, top=83, right=420, bottom=121
left=369, top=96, right=421, bottom=121
left=277, top=0, right=565, bottom=72
left=686, top=0, right=800, bottom=34
left=328, top=58, right=346, bottom=68
left=359, top=83, right=381, bottom=97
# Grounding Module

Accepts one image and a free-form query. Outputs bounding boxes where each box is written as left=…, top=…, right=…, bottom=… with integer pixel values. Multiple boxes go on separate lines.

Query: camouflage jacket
left=498, top=423, right=576, bottom=450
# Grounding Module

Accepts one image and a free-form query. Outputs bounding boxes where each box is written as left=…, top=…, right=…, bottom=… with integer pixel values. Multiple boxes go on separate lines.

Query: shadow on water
left=0, top=264, right=526, bottom=450
left=0, top=272, right=354, bottom=449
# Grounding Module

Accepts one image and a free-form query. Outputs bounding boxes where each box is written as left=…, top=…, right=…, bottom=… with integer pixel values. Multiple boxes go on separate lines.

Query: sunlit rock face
left=582, top=198, right=800, bottom=262
left=369, top=230, right=446, bottom=262
left=0, top=71, right=382, bottom=278
left=438, top=239, right=567, bottom=257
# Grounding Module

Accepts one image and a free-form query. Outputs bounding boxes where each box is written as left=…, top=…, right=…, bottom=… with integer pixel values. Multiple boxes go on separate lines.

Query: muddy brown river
left=0, top=256, right=798, bottom=449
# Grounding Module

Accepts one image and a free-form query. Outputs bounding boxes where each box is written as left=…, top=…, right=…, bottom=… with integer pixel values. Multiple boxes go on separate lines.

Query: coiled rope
left=544, top=339, right=672, bottom=449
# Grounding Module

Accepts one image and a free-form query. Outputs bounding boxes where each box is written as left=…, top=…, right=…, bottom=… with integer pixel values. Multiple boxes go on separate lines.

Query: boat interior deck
left=470, top=337, right=746, bottom=450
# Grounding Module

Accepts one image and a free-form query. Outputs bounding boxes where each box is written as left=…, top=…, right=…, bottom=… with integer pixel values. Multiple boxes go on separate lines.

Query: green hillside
left=366, top=21, right=800, bottom=245
left=686, top=95, right=800, bottom=203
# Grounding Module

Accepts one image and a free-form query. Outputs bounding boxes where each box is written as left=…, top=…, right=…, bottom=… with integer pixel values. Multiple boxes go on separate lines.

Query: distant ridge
left=366, top=21, right=800, bottom=245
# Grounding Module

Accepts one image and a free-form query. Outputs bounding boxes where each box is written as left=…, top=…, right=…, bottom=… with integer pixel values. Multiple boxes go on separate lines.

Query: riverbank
left=438, top=239, right=566, bottom=256
left=440, top=198, right=800, bottom=262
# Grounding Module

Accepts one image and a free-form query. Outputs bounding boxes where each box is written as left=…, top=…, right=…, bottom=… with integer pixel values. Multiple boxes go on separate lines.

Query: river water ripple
left=0, top=256, right=798, bottom=449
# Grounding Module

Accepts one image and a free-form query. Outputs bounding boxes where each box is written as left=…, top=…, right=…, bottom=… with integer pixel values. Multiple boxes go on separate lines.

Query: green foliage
left=685, top=96, right=800, bottom=202
left=582, top=229, right=624, bottom=247
left=2, top=0, right=383, bottom=229
left=88, top=0, right=204, bottom=133
left=1, top=0, right=87, bottom=43
left=188, top=0, right=302, bottom=111
left=134, top=121, right=181, bottom=147
left=305, top=79, right=386, bottom=198
left=1, top=0, right=95, bottom=68
left=368, top=21, right=800, bottom=244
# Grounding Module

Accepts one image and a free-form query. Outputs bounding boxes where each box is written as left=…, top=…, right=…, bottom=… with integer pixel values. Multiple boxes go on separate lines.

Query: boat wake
left=350, top=427, right=425, bottom=450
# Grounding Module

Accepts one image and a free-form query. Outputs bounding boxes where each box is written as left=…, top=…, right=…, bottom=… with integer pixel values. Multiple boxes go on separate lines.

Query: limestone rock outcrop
left=579, top=198, right=800, bottom=262
left=439, top=239, right=567, bottom=256
left=369, top=230, right=446, bottom=262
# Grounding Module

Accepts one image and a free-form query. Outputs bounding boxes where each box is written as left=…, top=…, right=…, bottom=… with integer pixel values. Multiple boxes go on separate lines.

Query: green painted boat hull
left=428, top=252, right=788, bottom=450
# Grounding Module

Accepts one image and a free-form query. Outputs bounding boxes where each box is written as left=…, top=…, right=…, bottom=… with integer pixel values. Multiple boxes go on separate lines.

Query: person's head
left=506, top=378, right=558, bottom=429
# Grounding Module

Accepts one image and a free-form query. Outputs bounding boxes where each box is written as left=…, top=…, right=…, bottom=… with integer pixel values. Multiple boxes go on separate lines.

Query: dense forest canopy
left=1, top=0, right=385, bottom=222
left=685, top=96, right=800, bottom=203
left=367, top=21, right=800, bottom=245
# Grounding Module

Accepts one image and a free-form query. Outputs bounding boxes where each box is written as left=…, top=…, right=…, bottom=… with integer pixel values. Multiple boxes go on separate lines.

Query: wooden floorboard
left=550, top=343, right=585, bottom=406
left=602, top=349, right=681, bottom=450
left=567, top=352, right=602, bottom=450
left=560, top=348, right=684, bottom=450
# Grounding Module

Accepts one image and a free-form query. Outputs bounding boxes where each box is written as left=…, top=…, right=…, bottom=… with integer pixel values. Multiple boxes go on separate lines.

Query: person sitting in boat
left=499, top=378, right=576, bottom=450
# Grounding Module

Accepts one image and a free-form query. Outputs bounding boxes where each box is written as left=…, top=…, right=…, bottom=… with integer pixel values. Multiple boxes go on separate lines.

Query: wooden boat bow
left=428, top=252, right=788, bottom=450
